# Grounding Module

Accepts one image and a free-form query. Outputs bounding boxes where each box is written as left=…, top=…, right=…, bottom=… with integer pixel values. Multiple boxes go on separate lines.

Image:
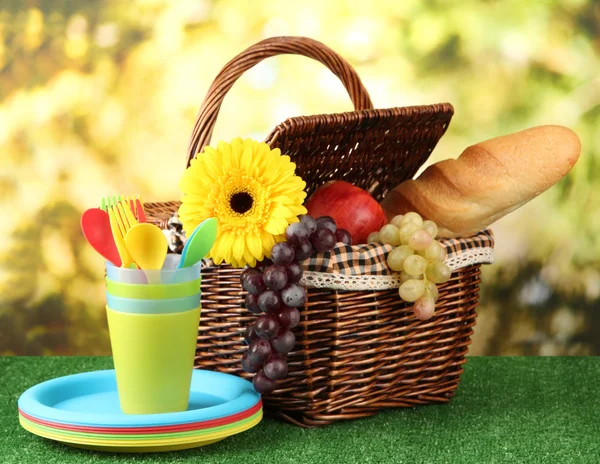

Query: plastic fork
left=111, top=199, right=167, bottom=273
left=100, top=195, right=122, bottom=212
left=102, top=195, right=147, bottom=223
left=103, top=197, right=136, bottom=268
left=114, top=199, right=139, bottom=234
left=123, top=195, right=147, bottom=223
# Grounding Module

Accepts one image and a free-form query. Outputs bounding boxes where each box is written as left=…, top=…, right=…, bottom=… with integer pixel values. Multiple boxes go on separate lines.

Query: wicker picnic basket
left=145, top=36, right=491, bottom=427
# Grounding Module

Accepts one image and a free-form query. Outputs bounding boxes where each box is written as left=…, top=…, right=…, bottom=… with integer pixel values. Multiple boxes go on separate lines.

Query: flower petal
left=246, top=233, right=263, bottom=260
left=270, top=203, right=293, bottom=219
left=287, top=204, right=308, bottom=216
left=260, top=229, right=275, bottom=255
left=264, top=218, right=284, bottom=235
left=232, top=236, right=245, bottom=263
left=213, top=230, right=233, bottom=263
left=243, top=246, right=258, bottom=268
left=240, top=141, right=253, bottom=171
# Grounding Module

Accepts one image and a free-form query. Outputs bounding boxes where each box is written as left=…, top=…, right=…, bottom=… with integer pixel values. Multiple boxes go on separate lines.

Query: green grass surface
left=1, top=357, right=599, bottom=463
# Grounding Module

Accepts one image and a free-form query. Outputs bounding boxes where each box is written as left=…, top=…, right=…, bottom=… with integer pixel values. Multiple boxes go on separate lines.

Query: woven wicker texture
left=193, top=263, right=480, bottom=427
left=145, top=36, right=481, bottom=427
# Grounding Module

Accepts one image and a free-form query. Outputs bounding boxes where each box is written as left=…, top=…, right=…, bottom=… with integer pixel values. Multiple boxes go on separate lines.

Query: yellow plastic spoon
left=125, top=223, right=168, bottom=278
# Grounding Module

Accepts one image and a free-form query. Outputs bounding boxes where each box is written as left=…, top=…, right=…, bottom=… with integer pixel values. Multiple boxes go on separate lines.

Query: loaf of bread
left=380, top=125, right=581, bottom=238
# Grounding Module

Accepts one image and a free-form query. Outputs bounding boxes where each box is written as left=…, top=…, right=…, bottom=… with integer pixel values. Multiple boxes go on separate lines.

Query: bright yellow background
left=0, top=0, right=598, bottom=355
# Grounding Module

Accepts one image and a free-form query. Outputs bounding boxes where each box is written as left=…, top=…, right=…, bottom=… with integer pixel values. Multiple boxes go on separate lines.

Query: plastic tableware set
left=104, top=254, right=204, bottom=415
left=18, top=369, right=262, bottom=452
left=18, top=201, right=260, bottom=452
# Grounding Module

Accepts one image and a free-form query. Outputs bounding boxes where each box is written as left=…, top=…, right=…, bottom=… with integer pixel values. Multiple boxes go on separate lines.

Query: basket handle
left=186, top=36, right=374, bottom=167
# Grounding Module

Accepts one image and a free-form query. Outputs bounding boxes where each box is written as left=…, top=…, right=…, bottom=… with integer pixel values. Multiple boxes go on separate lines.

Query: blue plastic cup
left=106, top=254, right=201, bottom=285
left=106, top=292, right=201, bottom=314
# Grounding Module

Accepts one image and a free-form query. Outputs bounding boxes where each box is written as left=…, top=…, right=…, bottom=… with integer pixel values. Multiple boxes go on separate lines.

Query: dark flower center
left=230, top=191, right=253, bottom=214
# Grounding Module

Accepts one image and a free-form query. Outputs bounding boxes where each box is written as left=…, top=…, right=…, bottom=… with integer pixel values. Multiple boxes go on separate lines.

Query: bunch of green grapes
left=368, top=212, right=451, bottom=320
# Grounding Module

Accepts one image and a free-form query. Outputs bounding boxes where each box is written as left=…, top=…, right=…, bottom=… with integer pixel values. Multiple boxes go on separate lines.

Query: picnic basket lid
left=146, top=36, right=453, bottom=227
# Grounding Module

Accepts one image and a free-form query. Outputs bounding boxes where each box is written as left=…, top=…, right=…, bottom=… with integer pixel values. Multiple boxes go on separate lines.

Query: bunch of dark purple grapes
left=240, top=214, right=352, bottom=394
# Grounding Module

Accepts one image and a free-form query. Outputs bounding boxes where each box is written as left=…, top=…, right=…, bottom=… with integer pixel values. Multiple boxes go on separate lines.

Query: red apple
left=305, top=181, right=386, bottom=244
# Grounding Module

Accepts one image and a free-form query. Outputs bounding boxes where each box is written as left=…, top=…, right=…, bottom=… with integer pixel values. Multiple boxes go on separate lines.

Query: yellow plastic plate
left=19, top=411, right=260, bottom=440
left=19, top=410, right=262, bottom=453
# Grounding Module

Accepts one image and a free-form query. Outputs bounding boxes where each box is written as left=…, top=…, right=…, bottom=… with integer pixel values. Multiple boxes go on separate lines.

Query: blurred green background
left=0, top=0, right=598, bottom=356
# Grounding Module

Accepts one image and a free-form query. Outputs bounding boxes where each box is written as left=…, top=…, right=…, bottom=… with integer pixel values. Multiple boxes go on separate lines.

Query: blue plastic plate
left=18, top=369, right=260, bottom=428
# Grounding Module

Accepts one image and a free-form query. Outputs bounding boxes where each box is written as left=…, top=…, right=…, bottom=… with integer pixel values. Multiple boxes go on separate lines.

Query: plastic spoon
left=178, top=218, right=218, bottom=268
left=80, top=208, right=122, bottom=267
left=125, top=224, right=168, bottom=283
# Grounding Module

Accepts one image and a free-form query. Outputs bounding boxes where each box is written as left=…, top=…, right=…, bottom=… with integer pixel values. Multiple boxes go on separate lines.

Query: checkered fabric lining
left=305, top=229, right=494, bottom=275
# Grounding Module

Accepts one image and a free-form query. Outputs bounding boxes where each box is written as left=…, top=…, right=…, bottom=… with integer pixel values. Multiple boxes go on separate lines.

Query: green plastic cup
left=105, top=277, right=201, bottom=300
left=106, top=306, right=201, bottom=415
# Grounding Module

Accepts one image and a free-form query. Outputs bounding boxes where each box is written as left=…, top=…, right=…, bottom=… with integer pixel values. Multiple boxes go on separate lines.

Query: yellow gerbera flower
left=178, top=138, right=307, bottom=268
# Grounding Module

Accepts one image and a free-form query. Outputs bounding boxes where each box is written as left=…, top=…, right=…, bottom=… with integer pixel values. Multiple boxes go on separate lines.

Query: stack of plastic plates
left=18, top=369, right=262, bottom=452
